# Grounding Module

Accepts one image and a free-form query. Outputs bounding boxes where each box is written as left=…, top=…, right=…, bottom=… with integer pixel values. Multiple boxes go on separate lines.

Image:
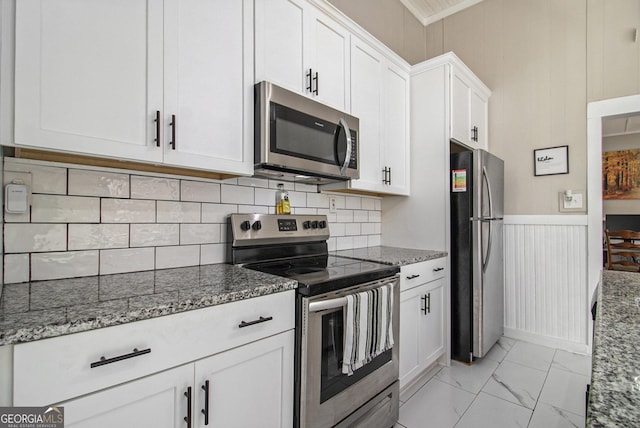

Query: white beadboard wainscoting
left=503, top=215, right=590, bottom=354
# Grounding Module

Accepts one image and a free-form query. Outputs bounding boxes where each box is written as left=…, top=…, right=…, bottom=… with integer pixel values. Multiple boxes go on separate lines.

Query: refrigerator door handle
left=482, top=219, right=493, bottom=273
left=481, top=165, right=494, bottom=273
left=482, top=165, right=494, bottom=219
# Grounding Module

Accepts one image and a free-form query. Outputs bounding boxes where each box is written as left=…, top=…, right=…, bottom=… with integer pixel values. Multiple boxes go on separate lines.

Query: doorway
left=587, top=94, right=640, bottom=345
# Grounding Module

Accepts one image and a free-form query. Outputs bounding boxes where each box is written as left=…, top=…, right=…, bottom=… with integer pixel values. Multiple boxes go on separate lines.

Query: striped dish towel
left=342, top=283, right=394, bottom=376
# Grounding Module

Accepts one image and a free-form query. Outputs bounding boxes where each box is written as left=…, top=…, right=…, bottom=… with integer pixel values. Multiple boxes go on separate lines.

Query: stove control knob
left=303, top=221, right=311, bottom=229
left=311, top=221, right=318, bottom=229
left=252, top=220, right=262, bottom=231
left=240, top=220, right=251, bottom=231
left=318, top=220, right=327, bottom=229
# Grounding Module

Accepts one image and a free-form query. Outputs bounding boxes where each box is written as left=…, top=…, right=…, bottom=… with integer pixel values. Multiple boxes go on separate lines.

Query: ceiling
left=602, top=115, right=640, bottom=138
left=400, top=0, right=484, bottom=26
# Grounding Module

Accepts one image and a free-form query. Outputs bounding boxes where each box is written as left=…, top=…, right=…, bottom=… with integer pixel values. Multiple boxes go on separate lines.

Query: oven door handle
left=309, top=296, right=348, bottom=313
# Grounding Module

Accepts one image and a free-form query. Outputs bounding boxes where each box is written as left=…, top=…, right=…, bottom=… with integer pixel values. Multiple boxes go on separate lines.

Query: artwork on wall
left=534, top=145, right=569, bottom=176
left=602, top=149, right=640, bottom=199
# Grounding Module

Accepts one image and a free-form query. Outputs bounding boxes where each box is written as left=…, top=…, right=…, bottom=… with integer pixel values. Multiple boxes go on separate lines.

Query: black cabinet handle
left=433, top=267, right=444, bottom=272
left=238, top=316, right=273, bottom=328
left=406, top=274, right=420, bottom=280
left=471, top=126, right=479, bottom=142
left=184, top=386, right=192, bottom=428
left=313, top=71, right=319, bottom=95
left=170, top=114, right=177, bottom=150
left=306, top=69, right=313, bottom=93
left=421, top=295, right=427, bottom=315
left=426, top=292, right=431, bottom=314
left=154, top=110, right=161, bottom=147
left=201, top=380, right=210, bottom=426
left=90, top=347, right=151, bottom=368
left=382, top=167, right=392, bottom=185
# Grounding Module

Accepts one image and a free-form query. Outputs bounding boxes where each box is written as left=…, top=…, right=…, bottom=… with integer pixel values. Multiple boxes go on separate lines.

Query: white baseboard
left=504, top=328, right=590, bottom=355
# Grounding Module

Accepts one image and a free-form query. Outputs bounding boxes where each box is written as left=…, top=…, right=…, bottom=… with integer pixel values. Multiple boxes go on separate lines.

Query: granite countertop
left=333, top=246, right=447, bottom=266
left=587, top=270, right=640, bottom=427
left=0, top=264, right=296, bottom=346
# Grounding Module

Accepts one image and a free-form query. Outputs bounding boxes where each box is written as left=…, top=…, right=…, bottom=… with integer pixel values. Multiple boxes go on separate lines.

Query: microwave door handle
left=338, top=118, right=352, bottom=176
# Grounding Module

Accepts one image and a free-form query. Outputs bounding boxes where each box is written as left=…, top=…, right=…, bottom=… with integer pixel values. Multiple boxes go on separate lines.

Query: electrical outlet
left=329, top=197, right=337, bottom=213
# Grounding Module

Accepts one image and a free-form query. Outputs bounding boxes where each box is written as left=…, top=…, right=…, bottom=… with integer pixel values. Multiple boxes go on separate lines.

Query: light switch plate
left=558, top=191, right=586, bottom=212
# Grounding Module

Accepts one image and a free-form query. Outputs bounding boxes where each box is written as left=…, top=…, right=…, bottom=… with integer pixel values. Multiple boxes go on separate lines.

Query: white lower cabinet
left=194, top=331, right=294, bottom=428
left=12, top=291, right=295, bottom=428
left=60, top=331, right=294, bottom=428
left=59, top=364, right=192, bottom=428
left=399, top=259, right=447, bottom=390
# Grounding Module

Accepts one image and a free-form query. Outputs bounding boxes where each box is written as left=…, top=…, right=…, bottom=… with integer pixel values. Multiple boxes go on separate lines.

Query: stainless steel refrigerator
left=450, top=149, right=504, bottom=363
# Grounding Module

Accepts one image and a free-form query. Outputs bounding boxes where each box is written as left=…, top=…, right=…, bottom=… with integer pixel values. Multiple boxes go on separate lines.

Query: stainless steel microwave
left=254, top=81, right=359, bottom=184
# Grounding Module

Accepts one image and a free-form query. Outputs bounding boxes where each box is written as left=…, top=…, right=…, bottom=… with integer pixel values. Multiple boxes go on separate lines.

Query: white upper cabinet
left=350, top=38, right=383, bottom=192
left=14, top=0, right=164, bottom=162
left=163, top=0, right=253, bottom=174
left=14, top=0, right=254, bottom=176
left=450, top=64, right=489, bottom=150
left=324, top=37, right=409, bottom=196
left=307, top=12, right=350, bottom=110
left=382, top=62, right=410, bottom=195
left=254, top=0, right=305, bottom=94
left=254, top=0, right=349, bottom=110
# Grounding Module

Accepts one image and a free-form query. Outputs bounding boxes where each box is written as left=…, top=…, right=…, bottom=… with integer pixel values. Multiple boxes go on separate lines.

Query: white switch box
left=5, top=183, right=29, bottom=213
left=558, top=191, right=585, bottom=212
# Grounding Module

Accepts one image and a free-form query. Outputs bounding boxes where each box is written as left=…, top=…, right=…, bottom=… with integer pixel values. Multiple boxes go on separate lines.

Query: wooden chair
left=605, top=229, right=640, bottom=271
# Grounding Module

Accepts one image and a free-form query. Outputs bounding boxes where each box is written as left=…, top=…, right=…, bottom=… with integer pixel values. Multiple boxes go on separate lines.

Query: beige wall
left=328, top=0, right=640, bottom=215
left=428, top=0, right=588, bottom=215
left=327, top=0, right=427, bottom=65
left=587, top=0, right=640, bottom=102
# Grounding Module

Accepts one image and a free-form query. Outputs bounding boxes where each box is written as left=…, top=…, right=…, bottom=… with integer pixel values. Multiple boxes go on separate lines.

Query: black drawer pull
left=406, top=274, right=420, bottom=280
left=90, top=347, right=151, bottom=368
left=433, top=267, right=444, bottom=272
left=238, top=316, right=273, bottom=328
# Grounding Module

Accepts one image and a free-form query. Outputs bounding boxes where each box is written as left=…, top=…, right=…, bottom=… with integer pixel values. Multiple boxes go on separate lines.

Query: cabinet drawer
left=13, top=290, right=294, bottom=406
left=400, top=258, right=447, bottom=292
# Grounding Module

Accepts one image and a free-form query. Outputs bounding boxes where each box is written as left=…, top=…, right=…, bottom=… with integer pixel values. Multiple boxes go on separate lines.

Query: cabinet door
left=254, top=0, right=306, bottom=94
left=194, top=330, right=294, bottom=428
left=382, top=63, right=410, bottom=195
left=163, top=0, right=253, bottom=175
left=307, top=11, right=350, bottom=110
left=450, top=71, right=471, bottom=146
left=470, top=90, right=488, bottom=150
left=14, top=0, right=163, bottom=162
left=399, top=285, right=424, bottom=388
left=350, top=38, right=383, bottom=192
left=59, top=365, right=192, bottom=428
left=423, top=278, right=445, bottom=363
left=399, top=279, right=446, bottom=389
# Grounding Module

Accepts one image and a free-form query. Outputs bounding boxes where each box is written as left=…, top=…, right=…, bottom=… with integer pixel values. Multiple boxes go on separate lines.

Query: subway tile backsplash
left=3, top=157, right=383, bottom=283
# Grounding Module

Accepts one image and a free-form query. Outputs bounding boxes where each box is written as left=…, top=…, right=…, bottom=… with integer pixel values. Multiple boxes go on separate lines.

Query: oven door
left=298, top=276, right=399, bottom=428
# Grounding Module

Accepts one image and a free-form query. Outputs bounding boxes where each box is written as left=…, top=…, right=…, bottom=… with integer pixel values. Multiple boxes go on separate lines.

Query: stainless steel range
left=228, top=214, right=400, bottom=428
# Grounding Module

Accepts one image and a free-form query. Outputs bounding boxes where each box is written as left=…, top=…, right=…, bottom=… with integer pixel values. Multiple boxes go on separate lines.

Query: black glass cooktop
left=244, top=255, right=399, bottom=296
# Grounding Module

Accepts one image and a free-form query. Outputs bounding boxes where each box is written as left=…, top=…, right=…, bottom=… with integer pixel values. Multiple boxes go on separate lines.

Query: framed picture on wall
left=602, top=148, right=640, bottom=199
left=534, top=145, right=569, bottom=176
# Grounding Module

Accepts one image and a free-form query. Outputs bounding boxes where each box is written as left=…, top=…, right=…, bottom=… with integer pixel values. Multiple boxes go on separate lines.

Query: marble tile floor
left=396, top=337, right=591, bottom=428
